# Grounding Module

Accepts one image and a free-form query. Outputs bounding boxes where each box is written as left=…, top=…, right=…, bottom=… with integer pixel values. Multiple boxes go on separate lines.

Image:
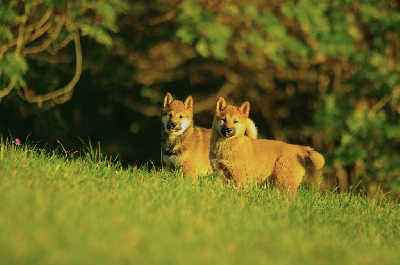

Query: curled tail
left=245, top=118, right=258, bottom=139
left=303, top=146, right=325, bottom=169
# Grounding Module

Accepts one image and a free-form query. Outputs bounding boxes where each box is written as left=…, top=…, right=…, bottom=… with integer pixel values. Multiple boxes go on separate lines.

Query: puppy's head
left=213, top=97, right=250, bottom=138
left=161, top=93, right=193, bottom=135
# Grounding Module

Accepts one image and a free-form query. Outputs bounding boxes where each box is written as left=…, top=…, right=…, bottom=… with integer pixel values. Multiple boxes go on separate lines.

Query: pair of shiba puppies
left=161, top=92, right=324, bottom=197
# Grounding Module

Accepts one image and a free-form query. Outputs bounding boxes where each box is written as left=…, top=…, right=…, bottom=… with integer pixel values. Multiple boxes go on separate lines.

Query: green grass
left=0, top=141, right=399, bottom=265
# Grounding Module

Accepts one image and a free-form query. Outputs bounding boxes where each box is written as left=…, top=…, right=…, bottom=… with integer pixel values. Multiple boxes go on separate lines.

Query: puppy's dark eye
left=179, top=114, right=184, bottom=119
left=167, top=113, right=173, bottom=118
left=222, top=118, right=226, bottom=122
left=233, top=120, right=238, bottom=124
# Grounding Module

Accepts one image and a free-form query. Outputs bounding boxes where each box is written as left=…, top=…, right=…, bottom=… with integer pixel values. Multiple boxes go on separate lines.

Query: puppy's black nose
left=225, top=128, right=233, bottom=133
left=170, top=122, right=177, bottom=128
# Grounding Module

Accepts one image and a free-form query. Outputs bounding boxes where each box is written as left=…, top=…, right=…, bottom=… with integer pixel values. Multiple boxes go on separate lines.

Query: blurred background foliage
left=1, top=0, right=399, bottom=197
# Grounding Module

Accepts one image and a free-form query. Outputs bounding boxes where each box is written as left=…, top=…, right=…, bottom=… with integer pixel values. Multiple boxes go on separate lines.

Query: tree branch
left=0, top=15, right=26, bottom=102
left=26, top=20, right=54, bottom=44
left=2, top=18, right=54, bottom=53
left=22, top=31, right=82, bottom=105
left=0, top=78, right=18, bottom=102
left=47, top=34, right=74, bottom=55
left=23, top=16, right=66, bottom=55
left=147, top=10, right=176, bottom=25
left=16, top=15, right=27, bottom=55
left=25, top=7, right=54, bottom=33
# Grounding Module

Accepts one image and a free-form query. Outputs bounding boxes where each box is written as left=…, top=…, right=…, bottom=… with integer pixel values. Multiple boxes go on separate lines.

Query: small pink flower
left=15, top=138, right=21, bottom=145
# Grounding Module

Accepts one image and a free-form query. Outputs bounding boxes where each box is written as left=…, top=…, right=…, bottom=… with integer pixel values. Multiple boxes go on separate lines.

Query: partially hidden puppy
left=209, top=97, right=325, bottom=196
left=161, top=92, right=258, bottom=179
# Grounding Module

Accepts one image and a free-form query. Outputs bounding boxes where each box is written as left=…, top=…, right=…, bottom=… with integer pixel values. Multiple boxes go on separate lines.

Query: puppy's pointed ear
left=216, top=97, right=226, bottom=113
left=184, top=95, right=193, bottom=111
left=239, top=101, right=250, bottom=116
left=163, top=93, right=173, bottom=107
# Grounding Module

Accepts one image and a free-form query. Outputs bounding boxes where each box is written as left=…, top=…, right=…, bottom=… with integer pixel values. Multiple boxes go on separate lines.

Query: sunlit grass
left=0, top=140, right=399, bottom=264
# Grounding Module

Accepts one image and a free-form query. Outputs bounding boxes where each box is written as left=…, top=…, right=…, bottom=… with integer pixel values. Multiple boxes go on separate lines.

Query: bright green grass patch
left=0, top=142, right=399, bottom=264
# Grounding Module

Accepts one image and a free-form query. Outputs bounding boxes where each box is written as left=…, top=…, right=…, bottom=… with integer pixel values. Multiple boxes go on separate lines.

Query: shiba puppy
left=209, top=97, right=325, bottom=197
left=161, top=92, right=258, bottom=179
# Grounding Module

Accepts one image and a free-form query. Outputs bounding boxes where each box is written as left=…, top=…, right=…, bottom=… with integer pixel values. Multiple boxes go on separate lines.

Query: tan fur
left=161, top=93, right=258, bottom=179
left=245, top=118, right=258, bottom=139
left=209, top=97, right=325, bottom=197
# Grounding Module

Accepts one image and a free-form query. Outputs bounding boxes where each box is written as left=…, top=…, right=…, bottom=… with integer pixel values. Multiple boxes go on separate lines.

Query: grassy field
left=0, top=140, right=399, bottom=265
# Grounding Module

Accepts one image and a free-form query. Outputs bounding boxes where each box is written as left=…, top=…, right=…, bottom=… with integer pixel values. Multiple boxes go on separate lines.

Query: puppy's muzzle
left=167, top=122, right=181, bottom=131
left=221, top=127, right=235, bottom=138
